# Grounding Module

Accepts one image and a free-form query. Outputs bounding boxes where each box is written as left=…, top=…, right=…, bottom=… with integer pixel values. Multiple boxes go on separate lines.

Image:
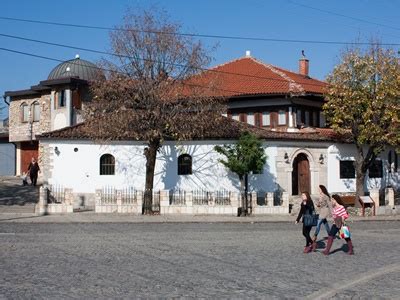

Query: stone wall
left=9, top=93, right=51, bottom=142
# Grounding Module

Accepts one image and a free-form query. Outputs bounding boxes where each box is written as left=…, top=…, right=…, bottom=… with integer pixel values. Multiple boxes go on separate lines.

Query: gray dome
left=48, top=56, right=103, bottom=81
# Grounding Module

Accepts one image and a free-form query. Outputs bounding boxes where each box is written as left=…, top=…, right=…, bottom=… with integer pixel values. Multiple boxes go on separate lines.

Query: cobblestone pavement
left=0, top=221, right=399, bottom=299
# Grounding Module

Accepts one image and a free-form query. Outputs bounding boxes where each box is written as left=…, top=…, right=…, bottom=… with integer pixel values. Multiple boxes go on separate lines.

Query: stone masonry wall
left=9, top=93, right=51, bottom=142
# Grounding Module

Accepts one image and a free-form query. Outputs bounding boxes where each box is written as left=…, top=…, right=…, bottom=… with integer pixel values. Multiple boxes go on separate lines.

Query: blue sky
left=1, top=0, right=399, bottom=119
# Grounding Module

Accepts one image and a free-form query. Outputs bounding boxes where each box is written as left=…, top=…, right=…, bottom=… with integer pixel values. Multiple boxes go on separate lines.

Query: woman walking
left=295, top=192, right=316, bottom=253
left=323, top=194, right=354, bottom=255
left=311, top=185, right=332, bottom=251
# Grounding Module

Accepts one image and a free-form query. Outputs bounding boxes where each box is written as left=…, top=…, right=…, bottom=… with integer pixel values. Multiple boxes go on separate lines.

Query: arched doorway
left=292, top=153, right=311, bottom=195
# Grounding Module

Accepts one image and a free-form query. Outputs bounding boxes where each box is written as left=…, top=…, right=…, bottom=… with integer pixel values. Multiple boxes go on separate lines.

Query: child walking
left=323, top=194, right=354, bottom=255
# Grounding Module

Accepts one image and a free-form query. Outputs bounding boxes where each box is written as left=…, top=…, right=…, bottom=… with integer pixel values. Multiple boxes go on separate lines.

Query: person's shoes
left=323, top=236, right=334, bottom=256
left=312, top=241, right=317, bottom=251
left=303, top=246, right=312, bottom=253
left=347, top=239, right=354, bottom=255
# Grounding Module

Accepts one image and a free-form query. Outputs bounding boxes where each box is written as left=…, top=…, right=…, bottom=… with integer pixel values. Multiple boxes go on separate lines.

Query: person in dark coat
left=295, top=191, right=316, bottom=253
left=27, top=157, right=40, bottom=186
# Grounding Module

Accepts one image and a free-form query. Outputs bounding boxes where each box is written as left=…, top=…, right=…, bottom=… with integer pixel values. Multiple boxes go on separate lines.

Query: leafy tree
left=86, top=9, right=225, bottom=214
left=214, top=132, right=267, bottom=216
left=324, top=44, right=400, bottom=196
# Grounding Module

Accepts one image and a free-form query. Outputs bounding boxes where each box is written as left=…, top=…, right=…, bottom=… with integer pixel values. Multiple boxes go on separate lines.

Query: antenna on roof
left=75, top=54, right=80, bottom=59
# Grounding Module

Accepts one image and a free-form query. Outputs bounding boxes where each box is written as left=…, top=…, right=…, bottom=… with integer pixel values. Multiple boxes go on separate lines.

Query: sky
left=1, top=0, right=399, bottom=119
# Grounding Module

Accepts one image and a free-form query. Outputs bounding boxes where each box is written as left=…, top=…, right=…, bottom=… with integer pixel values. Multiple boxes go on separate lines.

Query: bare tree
left=85, top=9, right=225, bottom=214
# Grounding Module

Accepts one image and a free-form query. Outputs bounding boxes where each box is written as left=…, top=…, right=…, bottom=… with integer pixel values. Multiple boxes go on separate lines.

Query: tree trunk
left=239, top=175, right=246, bottom=216
left=355, top=145, right=366, bottom=198
left=143, top=139, right=161, bottom=215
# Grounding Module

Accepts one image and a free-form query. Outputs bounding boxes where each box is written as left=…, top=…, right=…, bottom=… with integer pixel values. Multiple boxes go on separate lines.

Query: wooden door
left=20, top=142, right=38, bottom=174
left=292, top=153, right=310, bottom=195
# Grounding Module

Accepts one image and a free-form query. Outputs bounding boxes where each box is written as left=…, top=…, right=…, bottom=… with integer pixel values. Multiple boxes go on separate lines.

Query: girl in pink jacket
left=323, top=194, right=354, bottom=255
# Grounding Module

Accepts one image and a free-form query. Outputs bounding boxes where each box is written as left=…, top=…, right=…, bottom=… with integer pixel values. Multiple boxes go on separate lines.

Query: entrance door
left=292, top=153, right=310, bottom=195
left=20, top=141, right=39, bottom=174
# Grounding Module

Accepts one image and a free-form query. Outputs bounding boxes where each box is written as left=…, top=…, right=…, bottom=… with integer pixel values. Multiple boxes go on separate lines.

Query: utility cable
left=0, top=32, right=326, bottom=88
left=0, top=16, right=399, bottom=46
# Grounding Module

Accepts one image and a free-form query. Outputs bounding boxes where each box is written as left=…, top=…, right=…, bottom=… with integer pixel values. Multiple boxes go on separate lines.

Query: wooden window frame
left=21, top=103, right=29, bottom=123
left=32, top=102, right=40, bottom=122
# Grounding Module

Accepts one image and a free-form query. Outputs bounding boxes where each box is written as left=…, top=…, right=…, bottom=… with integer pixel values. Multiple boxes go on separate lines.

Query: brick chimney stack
left=299, top=50, right=309, bottom=77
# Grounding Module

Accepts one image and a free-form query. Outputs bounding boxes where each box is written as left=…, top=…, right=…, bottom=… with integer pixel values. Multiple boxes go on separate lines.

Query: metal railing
left=169, top=189, right=186, bottom=206
left=121, top=187, right=138, bottom=205
left=100, top=186, right=117, bottom=204
left=192, top=190, right=211, bottom=205
left=214, top=190, right=231, bottom=206
left=48, top=184, right=65, bottom=204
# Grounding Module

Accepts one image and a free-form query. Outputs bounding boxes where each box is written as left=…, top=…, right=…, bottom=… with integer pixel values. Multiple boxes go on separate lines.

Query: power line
left=0, top=15, right=399, bottom=46
left=0, top=47, right=246, bottom=95
left=288, top=0, right=400, bottom=32
left=0, top=32, right=327, bottom=88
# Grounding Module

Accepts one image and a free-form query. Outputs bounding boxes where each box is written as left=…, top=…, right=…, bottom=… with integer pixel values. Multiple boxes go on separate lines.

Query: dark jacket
left=28, top=162, right=40, bottom=177
left=296, top=200, right=315, bottom=224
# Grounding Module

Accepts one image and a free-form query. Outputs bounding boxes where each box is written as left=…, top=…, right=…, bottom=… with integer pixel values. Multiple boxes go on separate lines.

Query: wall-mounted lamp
left=54, top=146, right=60, bottom=156
left=284, top=152, right=290, bottom=163
left=319, top=154, right=324, bottom=164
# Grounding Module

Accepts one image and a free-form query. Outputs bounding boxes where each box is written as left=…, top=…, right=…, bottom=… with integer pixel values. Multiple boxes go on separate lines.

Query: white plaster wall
left=327, top=144, right=400, bottom=193
left=43, top=140, right=278, bottom=194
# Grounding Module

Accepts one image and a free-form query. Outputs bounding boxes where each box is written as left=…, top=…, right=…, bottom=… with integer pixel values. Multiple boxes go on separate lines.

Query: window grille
left=178, top=154, right=192, bottom=175
left=100, top=154, right=115, bottom=175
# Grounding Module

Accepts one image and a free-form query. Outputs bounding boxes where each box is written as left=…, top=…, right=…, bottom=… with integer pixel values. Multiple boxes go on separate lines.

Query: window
left=313, top=111, right=318, bottom=127
left=304, top=111, right=310, bottom=125
left=232, top=113, right=239, bottom=121
left=21, top=103, right=29, bottom=122
left=262, top=112, right=270, bottom=126
left=178, top=154, right=192, bottom=175
left=278, top=110, right=286, bottom=125
left=388, top=150, right=398, bottom=173
left=296, top=109, right=302, bottom=126
left=32, top=102, right=40, bottom=122
left=100, top=154, right=115, bottom=175
left=369, top=160, right=383, bottom=178
left=340, top=161, right=355, bottom=179
left=247, top=112, right=255, bottom=125
left=320, top=113, right=326, bottom=127
left=56, top=90, right=67, bottom=108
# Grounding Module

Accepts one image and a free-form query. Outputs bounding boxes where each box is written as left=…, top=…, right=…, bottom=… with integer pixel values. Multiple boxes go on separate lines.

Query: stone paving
left=0, top=221, right=399, bottom=299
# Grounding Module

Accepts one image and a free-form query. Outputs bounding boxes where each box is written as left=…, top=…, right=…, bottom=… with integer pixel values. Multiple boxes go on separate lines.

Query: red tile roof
left=190, top=56, right=327, bottom=98
left=38, top=116, right=350, bottom=143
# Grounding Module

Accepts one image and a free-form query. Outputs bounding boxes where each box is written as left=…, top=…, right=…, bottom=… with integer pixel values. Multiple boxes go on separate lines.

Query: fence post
left=136, top=191, right=143, bottom=215
left=95, top=189, right=102, bottom=213
left=251, top=192, right=257, bottom=208
left=385, top=187, right=395, bottom=207
left=186, top=191, right=193, bottom=214
left=160, top=190, right=170, bottom=215
left=230, top=192, right=239, bottom=208
left=64, top=188, right=74, bottom=213
left=282, top=192, right=289, bottom=213
left=36, top=186, right=48, bottom=216
left=370, top=189, right=380, bottom=209
left=267, top=192, right=274, bottom=207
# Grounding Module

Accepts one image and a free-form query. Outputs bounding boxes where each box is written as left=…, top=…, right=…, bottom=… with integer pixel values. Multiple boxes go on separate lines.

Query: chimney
left=299, top=50, right=309, bottom=77
left=245, top=50, right=251, bottom=57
